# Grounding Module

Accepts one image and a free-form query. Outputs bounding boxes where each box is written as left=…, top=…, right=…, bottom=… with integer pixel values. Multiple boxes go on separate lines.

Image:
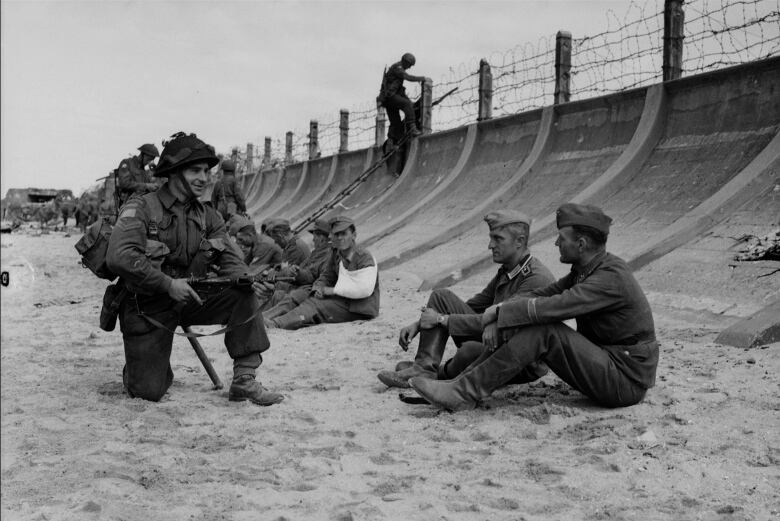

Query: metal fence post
left=663, top=0, right=685, bottom=81
left=339, top=109, right=349, bottom=153
left=375, top=101, right=386, bottom=147
left=245, top=143, right=253, bottom=173
left=264, top=137, right=271, bottom=168
left=555, top=30, right=572, bottom=105
left=478, top=59, right=493, bottom=121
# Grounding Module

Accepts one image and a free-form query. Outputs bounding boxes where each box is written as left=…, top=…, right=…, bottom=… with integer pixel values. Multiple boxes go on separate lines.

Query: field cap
left=228, top=215, right=255, bottom=236
left=330, top=215, right=355, bottom=233
left=484, top=210, right=531, bottom=230
left=266, top=218, right=291, bottom=232
left=309, top=218, right=331, bottom=235
left=556, top=203, right=612, bottom=235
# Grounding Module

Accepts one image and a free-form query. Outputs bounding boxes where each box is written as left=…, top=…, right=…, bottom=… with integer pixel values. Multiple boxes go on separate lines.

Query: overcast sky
left=1, top=0, right=633, bottom=195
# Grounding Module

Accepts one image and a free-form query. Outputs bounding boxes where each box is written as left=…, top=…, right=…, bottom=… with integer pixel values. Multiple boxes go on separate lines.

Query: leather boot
left=409, top=348, right=522, bottom=411
left=395, top=360, right=413, bottom=372
left=229, top=375, right=284, bottom=406
left=377, top=326, right=448, bottom=388
left=405, top=121, right=422, bottom=137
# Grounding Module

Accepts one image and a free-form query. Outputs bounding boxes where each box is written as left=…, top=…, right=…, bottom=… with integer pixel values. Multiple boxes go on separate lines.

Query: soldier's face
left=236, top=232, right=254, bottom=260
left=555, top=226, right=581, bottom=264
left=488, top=228, right=523, bottom=265
left=181, top=162, right=210, bottom=198
left=332, top=228, right=355, bottom=252
left=311, top=232, right=328, bottom=248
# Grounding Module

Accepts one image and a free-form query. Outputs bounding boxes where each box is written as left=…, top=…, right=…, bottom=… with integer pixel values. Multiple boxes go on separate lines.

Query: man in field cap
left=115, top=143, right=160, bottom=209
left=378, top=209, right=555, bottom=390
left=409, top=203, right=659, bottom=412
left=266, top=217, right=311, bottom=266
left=266, top=215, right=380, bottom=330
left=261, top=217, right=335, bottom=320
left=227, top=215, right=282, bottom=273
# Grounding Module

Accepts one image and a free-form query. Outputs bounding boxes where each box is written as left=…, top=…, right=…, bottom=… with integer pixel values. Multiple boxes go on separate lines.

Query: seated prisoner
left=266, top=216, right=379, bottom=330
left=409, top=203, right=659, bottom=412
left=377, top=210, right=555, bottom=389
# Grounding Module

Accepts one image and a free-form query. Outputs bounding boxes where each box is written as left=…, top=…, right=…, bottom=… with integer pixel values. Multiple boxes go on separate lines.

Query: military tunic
left=211, top=175, right=247, bottom=220
left=281, top=236, right=311, bottom=266
left=487, top=251, right=659, bottom=406
left=107, top=183, right=269, bottom=401
left=262, top=242, right=334, bottom=316
left=116, top=155, right=156, bottom=208
left=270, top=246, right=380, bottom=330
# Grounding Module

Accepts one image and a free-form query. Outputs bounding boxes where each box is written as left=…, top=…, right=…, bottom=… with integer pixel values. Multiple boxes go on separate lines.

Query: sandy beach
left=1, top=230, right=778, bottom=521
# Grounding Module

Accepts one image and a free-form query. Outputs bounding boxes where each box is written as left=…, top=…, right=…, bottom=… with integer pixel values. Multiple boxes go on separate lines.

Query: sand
left=1, top=230, right=778, bottom=521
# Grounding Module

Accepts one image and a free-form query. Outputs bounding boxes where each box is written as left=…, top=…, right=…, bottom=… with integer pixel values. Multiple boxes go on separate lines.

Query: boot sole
left=229, top=395, right=284, bottom=406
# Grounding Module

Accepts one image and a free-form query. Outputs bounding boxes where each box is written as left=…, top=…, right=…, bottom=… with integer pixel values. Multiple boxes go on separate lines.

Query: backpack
left=376, top=65, right=389, bottom=106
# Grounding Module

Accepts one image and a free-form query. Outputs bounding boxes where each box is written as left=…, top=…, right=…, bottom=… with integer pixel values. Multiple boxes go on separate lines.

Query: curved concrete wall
left=246, top=167, right=283, bottom=216
left=256, top=162, right=306, bottom=220
left=278, top=156, right=335, bottom=220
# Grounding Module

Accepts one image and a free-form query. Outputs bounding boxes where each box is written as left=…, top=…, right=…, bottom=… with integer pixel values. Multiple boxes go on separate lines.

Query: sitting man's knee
left=427, top=288, right=457, bottom=309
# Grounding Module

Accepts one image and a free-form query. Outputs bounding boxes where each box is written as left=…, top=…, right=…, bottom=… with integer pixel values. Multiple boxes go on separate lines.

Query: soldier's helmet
left=138, top=143, right=160, bottom=158
left=221, top=159, right=236, bottom=173
left=401, top=53, right=416, bottom=67
left=154, top=132, right=219, bottom=177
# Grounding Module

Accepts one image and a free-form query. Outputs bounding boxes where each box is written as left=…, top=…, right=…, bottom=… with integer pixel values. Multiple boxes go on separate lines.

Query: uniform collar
left=157, top=182, right=203, bottom=211
left=573, top=250, right=607, bottom=282
left=502, top=253, right=532, bottom=280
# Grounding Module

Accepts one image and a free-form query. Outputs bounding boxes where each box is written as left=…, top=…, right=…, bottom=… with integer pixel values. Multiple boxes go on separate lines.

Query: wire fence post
left=230, top=148, right=238, bottom=164
left=663, top=0, right=685, bottom=81
left=375, top=101, right=386, bottom=147
left=308, top=120, right=319, bottom=160
left=285, top=132, right=293, bottom=164
left=263, top=137, right=271, bottom=168
left=477, top=59, right=493, bottom=121
left=421, top=78, right=433, bottom=134
left=245, top=143, right=253, bottom=173
left=555, top=30, right=572, bottom=105
left=339, top=109, right=349, bottom=153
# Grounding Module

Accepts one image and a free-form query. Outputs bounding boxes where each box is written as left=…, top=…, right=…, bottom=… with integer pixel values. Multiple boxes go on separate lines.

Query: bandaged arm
left=333, top=258, right=377, bottom=299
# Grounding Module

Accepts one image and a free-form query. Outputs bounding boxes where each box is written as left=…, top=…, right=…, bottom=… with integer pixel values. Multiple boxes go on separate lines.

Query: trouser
left=424, top=288, right=481, bottom=347
left=477, top=323, right=649, bottom=407
left=118, top=288, right=269, bottom=401
left=271, top=296, right=369, bottom=330
left=384, top=94, right=416, bottom=140
left=263, top=286, right=312, bottom=317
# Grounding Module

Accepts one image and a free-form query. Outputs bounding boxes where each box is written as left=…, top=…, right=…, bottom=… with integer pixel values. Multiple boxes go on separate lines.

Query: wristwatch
left=437, top=314, right=448, bottom=326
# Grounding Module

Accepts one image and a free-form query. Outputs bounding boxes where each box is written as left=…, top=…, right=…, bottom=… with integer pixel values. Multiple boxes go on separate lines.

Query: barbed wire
left=253, top=0, right=778, bottom=167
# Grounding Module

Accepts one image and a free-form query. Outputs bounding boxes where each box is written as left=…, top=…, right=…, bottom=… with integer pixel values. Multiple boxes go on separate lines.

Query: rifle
left=187, top=272, right=296, bottom=300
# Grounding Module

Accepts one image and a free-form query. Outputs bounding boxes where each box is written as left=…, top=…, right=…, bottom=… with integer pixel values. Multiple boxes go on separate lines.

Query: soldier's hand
left=312, top=285, right=324, bottom=299
left=398, top=321, right=420, bottom=351
left=482, top=322, right=500, bottom=352
left=168, top=279, right=203, bottom=306
left=252, top=281, right=274, bottom=299
left=419, top=308, right=439, bottom=329
left=481, top=304, right=499, bottom=327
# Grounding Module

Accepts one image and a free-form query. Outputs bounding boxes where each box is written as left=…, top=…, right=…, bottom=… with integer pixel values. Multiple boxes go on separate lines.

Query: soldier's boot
left=377, top=327, right=447, bottom=389
left=262, top=306, right=287, bottom=322
left=406, top=121, right=422, bottom=137
left=229, top=375, right=284, bottom=406
left=438, top=342, right=550, bottom=384
left=409, top=347, right=522, bottom=412
left=395, top=360, right=413, bottom=372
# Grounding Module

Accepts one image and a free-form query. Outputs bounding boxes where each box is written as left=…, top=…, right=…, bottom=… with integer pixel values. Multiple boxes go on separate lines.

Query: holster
left=100, top=282, right=128, bottom=332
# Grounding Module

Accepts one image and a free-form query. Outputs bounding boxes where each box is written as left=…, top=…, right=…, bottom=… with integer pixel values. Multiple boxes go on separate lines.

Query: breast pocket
left=145, top=240, right=171, bottom=271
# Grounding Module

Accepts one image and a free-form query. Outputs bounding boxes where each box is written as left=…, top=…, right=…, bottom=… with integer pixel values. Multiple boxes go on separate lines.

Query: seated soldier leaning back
left=106, top=132, right=283, bottom=406
left=266, top=216, right=379, bottom=330
left=260, top=218, right=334, bottom=318
left=377, top=210, right=555, bottom=389
left=409, top=203, right=660, bottom=412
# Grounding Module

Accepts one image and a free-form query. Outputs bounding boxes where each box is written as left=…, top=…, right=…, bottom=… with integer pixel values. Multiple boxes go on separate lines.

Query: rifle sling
left=135, top=297, right=263, bottom=338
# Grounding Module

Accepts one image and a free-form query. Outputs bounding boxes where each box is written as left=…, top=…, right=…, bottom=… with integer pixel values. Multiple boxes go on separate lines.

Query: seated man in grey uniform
left=377, top=210, right=555, bottom=389
left=266, top=216, right=380, bottom=330
left=409, top=203, right=660, bottom=412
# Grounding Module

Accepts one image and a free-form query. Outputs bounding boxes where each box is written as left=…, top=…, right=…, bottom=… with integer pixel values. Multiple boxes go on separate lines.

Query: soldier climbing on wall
left=377, top=52, right=430, bottom=140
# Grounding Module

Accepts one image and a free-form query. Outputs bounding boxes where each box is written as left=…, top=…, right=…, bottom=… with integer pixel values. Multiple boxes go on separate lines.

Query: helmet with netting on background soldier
left=154, top=132, right=219, bottom=178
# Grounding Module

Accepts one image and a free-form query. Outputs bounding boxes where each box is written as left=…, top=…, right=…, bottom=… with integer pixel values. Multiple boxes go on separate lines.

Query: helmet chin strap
left=171, top=172, right=198, bottom=203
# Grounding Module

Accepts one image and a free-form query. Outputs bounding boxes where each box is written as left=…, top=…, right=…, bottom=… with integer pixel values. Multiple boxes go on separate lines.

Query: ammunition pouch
left=99, top=283, right=128, bottom=331
left=186, top=238, right=227, bottom=278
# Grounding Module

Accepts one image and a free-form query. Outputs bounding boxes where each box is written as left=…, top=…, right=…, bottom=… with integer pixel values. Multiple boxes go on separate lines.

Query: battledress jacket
left=107, top=183, right=247, bottom=296
left=210, top=176, right=247, bottom=215
left=496, top=251, right=659, bottom=388
left=116, top=155, right=155, bottom=199
left=294, top=243, right=333, bottom=285
left=314, top=246, right=380, bottom=317
left=447, top=255, right=555, bottom=338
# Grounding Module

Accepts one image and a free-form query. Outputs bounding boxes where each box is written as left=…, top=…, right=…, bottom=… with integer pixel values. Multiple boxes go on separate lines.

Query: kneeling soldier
left=377, top=210, right=555, bottom=389
left=107, top=132, right=283, bottom=406
left=266, top=216, right=379, bottom=330
left=409, top=203, right=660, bottom=411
